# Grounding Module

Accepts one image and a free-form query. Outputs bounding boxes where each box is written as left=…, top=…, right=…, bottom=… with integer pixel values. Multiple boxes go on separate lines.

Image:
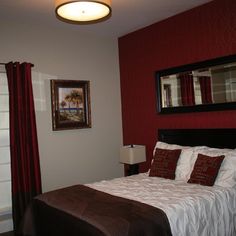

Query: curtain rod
left=0, top=62, right=34, bottom=67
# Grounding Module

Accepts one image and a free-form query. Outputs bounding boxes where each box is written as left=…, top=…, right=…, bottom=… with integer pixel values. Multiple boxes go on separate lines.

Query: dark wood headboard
left=158, top=129, right=236, bottom=149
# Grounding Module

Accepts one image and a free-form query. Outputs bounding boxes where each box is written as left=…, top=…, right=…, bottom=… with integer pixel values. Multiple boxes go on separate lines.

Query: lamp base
left=127, top=164, right=139, bottom=176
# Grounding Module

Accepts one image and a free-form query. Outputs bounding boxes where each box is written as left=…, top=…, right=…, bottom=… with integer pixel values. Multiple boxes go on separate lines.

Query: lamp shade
left=120, top=145, right=146, bottom=165
left=55, top=0, right=112, bottom=24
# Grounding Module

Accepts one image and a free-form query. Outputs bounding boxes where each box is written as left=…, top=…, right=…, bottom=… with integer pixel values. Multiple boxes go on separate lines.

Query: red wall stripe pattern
left=118, top=0, right=236, bottom=172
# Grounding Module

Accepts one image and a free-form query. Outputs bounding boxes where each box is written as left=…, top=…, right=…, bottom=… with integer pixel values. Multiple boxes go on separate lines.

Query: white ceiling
left=0, top=0, right=212, bottom=38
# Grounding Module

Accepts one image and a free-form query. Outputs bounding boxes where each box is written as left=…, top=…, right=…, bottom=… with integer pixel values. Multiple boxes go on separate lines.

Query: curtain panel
left=199, top=76, right=213, bottom=104
left=179, top=73, right=195, bottom=106
left=5, top=62, right=42, bottom=235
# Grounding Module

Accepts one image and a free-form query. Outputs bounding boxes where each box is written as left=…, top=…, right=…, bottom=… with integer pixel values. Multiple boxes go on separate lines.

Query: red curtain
left=179, top=73, right=195, bottom=106
left=199, top=76, right=213, bottom=104
left=5, top=62, right=42, bottom=235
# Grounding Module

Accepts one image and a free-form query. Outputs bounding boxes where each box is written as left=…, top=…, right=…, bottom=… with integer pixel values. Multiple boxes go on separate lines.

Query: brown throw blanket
left=28, top=185, right=172, bottom=236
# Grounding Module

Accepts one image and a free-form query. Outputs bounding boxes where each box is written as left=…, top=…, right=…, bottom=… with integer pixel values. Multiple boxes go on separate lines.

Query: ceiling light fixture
left=55, top=0, right=112, bottom=24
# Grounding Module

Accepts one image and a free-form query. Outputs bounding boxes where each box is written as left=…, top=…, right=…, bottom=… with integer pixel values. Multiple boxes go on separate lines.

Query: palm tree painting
left=51, top=80, right=91, bottom=130
left=58, top=87, right=85, bottom=122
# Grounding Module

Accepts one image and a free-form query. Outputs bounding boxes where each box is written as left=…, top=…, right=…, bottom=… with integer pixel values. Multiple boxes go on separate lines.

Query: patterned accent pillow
left=149, top=148, right=182, bottom=179
left=188, top=153, right=225, bottom=186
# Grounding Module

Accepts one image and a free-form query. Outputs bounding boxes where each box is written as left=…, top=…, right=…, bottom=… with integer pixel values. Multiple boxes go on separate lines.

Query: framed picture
left=51, top=80, right=91, bottom=131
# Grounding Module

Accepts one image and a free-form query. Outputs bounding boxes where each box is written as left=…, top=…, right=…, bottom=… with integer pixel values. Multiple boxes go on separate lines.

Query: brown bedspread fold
left=28, top=185, right=172, bottom=236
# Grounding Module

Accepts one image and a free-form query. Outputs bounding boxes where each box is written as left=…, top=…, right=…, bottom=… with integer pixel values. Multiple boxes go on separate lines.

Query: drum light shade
left=55, top=0, right=112, bottom=24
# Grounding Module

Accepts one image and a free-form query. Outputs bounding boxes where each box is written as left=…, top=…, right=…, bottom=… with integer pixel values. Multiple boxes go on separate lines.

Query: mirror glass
left=156, top=55, right=236, bottom=113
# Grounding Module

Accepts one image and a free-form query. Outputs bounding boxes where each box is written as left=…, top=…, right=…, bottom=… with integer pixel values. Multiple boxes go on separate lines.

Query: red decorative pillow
left=149, top=148, right=181, bottom=179
left=188, top=153, right=225, bottom=186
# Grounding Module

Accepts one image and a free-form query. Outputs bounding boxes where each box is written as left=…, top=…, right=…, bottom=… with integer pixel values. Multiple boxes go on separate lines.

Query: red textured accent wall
left=118, top=0, right=236, bottom=172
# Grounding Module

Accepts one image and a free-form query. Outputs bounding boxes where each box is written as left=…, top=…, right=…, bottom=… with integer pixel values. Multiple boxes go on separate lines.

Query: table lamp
left=120, top=145, right=146, bottom=175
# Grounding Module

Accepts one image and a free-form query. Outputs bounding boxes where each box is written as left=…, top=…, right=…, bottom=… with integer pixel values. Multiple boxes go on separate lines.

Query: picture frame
left=155, top=54, right=236, bottom=114
left=51, top=79, right=91, bottom=131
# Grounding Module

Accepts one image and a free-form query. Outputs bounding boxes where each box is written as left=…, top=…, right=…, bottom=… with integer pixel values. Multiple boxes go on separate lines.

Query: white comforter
left=87, top=173, right=236, bottom=236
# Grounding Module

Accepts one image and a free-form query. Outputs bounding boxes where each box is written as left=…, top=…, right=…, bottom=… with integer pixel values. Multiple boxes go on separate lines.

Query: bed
left=24, top=129, right=236, bottom=236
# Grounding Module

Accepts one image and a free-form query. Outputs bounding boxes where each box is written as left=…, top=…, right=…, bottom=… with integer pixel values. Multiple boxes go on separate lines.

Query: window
left=0, top=71, right=11, bottom=214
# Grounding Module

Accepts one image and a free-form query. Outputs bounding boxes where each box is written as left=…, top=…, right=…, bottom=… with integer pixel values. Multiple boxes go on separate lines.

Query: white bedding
left=87, top=173, right=236, bottom=236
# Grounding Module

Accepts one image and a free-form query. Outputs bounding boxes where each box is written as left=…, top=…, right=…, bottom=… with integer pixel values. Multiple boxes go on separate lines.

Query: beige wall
left=0, top=21, right=123, bottom=192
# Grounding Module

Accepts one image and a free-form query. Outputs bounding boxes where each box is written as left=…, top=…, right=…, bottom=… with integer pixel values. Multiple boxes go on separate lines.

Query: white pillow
left=153, top=141, right=195, bottom=181
left=189, top=147, right=236, bottom=188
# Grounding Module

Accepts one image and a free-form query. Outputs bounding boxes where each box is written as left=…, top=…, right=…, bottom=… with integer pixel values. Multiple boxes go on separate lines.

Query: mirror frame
left=155, top=54, right=236, bottom=114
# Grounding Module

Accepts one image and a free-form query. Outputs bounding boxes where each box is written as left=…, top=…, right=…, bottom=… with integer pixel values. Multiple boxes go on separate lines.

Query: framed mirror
left=156, top=54, right=236, bottom=114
